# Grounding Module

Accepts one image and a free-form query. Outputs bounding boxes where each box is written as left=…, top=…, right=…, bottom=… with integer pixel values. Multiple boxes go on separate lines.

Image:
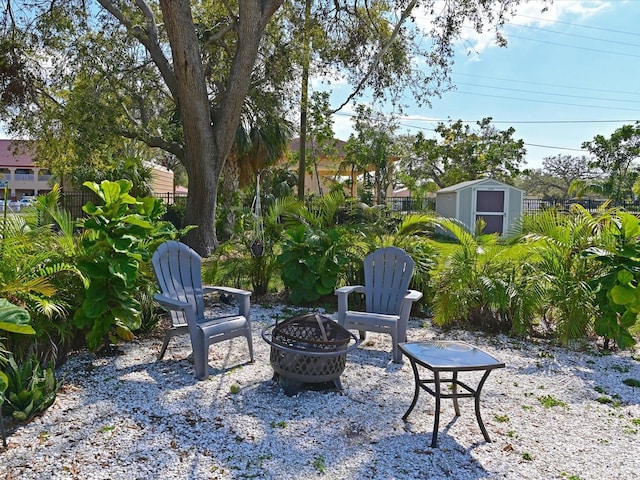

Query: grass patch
left=312, top=455, right=326, bottom=474
left=596, top=395, right=622, bottom=408
left=538, top=395, right=566, bottom=409
left=623, top=378, right=640, bottom=388
left=610, top=364, right=631, bottom=373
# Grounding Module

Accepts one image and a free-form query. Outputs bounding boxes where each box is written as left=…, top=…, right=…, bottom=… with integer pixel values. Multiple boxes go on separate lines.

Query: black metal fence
left=384, top=196, right=640, bottom=215
left=60, top=191, right=187, bottom=220
left=58, top=190, right=638, bottom=221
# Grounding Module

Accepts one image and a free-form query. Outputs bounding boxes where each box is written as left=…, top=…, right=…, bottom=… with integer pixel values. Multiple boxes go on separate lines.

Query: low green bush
left=1, top=355, right=58, bottom=422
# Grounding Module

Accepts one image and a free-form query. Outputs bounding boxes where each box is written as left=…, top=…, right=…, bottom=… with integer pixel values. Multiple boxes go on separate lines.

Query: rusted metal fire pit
left=262, top=313, right=359, bottom=396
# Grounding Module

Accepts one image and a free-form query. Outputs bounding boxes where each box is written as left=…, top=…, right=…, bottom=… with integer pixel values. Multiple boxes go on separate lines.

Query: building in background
left=0, top=139, right=53, bottom=200
left=0, top=139, right=175, bottom=200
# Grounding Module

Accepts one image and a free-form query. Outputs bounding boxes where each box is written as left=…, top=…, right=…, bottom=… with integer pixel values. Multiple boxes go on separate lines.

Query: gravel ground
left=1, top=302, right=640, bottom=480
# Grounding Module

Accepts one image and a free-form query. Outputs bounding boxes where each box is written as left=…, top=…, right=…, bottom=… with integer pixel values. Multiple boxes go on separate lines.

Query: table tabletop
left=399, top=341, right=504, bottom=372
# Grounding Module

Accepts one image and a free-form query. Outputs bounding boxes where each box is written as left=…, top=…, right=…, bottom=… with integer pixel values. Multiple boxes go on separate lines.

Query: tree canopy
left=582, top=123, right=640, bottom=202
left=2, top=0, right=530, bottom=254
left=342, top=104, right=398, bottom=205
left=404, top=117, right=526, bottom=189
left=520, top=154, right=594, bottom=199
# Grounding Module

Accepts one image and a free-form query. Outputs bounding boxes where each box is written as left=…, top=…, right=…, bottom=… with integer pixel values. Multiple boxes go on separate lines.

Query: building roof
left=0, top=139, right=35, bottom=167
left=289, top=137, right=347, bottom=157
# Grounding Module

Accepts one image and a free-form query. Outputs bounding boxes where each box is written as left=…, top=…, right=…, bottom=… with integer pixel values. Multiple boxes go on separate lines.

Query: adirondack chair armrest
left=396, top=289, right=424, bottom=344
left=335, top=285, right=365, bottom=296
left=335, top=285, right=365, bottom=324
left=203, top=286, right=252, bottom=320
left=203, top=286, right=251, bottom=297
left=153, top=293, right=190, bottom=311
left=404, top=289, right=423, bottom=303
left=398, top=289, right=424, bottom=323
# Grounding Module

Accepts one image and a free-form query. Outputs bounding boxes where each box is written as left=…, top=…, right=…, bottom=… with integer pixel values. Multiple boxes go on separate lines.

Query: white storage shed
left=435, top=179, right=524, bottom=235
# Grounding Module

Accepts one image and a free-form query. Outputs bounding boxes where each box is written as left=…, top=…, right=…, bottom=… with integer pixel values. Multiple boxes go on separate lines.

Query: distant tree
left=305, top=91, right=339, bottom=196
left=395, top=133, right=439, bottom=196
left=407, top=118, right=526, bottom=189
left=521, top=155, right=594, bottom=199
left=582, top=123, right=640, bottom=202
left=342, top=105, right=398, bottom=205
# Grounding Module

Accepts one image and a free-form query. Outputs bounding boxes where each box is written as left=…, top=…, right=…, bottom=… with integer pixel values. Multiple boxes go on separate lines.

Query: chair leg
left=246, top=330, right=254, bottom=363
left=391, top=333, right=403, bottom=363
left=192, top=334, right=209, bottom=380
left=0, top=410, right=6, bottom=448
left=157, top=334, right=171, bottom=361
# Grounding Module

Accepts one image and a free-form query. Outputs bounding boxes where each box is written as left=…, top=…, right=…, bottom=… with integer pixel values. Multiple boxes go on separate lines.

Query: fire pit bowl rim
left=261, top=318, right=360, bottom=357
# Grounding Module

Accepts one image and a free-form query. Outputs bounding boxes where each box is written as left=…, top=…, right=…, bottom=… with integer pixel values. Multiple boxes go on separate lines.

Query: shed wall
left=435, top=192, right=457, bottom=219
left=458, top=187, right=474, bottom=229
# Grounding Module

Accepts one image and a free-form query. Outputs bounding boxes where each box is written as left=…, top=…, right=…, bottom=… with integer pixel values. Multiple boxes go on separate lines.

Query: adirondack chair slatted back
left=152, top=241, right=205, bottom=326
left=364, top=247, right=415, bottom=315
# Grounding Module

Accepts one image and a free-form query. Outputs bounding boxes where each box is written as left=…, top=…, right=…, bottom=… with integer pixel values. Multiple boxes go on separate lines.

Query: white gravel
left=2, top=302, right=640, bottom=480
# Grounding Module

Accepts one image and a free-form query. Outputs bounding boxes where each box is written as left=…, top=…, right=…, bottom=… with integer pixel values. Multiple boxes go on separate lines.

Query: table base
left=402, top=364, right=494, bottom=448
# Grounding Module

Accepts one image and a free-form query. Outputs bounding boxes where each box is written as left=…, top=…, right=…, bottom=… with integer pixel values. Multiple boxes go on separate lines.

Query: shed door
left=475, top=190, right=505, bottom=234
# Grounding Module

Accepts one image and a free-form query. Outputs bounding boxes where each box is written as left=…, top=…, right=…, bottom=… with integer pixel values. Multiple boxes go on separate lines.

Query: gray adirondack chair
left=152, top=241, right=254, bottom=380
left=336, top=246, right=423, bottom=363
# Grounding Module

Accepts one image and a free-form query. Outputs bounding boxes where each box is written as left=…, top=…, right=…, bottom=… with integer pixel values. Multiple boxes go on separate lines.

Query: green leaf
left=0, top=322, right=35, bottom=335
left=617, top=269, right=634, bottom=285
left=620, top=310, right=638, bottom=328
left=0, top=371, right=8, bottom=395
left=620, top=212, right=640, bottom=239
left=121, top=215, right=154, bottom=229
left=81, top=296, right=108, bottom=318
left=610, top=285, right=637, bottom=305
left=0, top=299, right=34, bottom=335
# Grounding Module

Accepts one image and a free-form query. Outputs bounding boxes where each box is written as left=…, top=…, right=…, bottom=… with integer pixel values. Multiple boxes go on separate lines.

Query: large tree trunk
left=160, top=0, right=282, bottom=256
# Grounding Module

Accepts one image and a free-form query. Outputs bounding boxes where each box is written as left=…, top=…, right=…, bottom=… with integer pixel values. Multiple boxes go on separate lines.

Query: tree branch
left=330, top=0, right=418, bottom=114
left=98, top=0, right=178, bottom=97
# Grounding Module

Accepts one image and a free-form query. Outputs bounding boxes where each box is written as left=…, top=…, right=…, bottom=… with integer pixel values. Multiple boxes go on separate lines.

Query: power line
left=334, top=111, right=638, bottom=126
left=506, top=33, right=640, bottom=58
left=395, top=122, right=589, bottom=153
left=399, top=117, right=637, bottom=125
left=475, top=119, right=637, bottom=125
left=452, top=90, right=640, bottom=112
left=506, top=21, right=640, bottom=49
left=455, top=81, right=640, bottom=104
left=453, top=73, right=640, bottom=97
left=523, top=143, right=586, bottom=152
left=334, top=112, right=596, bottom=152
left=514, top=13, right=640, bottom=38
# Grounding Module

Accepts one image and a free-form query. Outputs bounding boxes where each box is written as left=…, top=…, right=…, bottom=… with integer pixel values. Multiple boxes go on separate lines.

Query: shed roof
left=437, top=178, right=524, bottom=194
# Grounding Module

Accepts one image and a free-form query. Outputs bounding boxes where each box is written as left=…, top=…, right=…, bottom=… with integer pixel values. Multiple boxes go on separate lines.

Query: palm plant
left=0, top=187, right=82, bottom=365
left=431, top=217, right=542, bottom=333
left=582, top=210, right=640, bottom=349
left=515, top=205, right=606, bottom=343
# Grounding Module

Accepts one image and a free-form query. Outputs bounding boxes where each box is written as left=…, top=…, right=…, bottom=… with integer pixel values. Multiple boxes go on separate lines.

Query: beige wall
left=151, top=165, right=174, bottom=194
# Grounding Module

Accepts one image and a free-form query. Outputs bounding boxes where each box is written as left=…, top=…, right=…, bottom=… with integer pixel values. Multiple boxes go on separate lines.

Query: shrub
left=1, top=355, right=58, bottom=422
left=73, top=180, right=180, bottom=350
left=278, top=224, right=352, bottom=304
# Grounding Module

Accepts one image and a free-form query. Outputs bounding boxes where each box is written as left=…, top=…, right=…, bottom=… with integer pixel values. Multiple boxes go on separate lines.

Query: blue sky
left=327, top=0, right=640, bottom=170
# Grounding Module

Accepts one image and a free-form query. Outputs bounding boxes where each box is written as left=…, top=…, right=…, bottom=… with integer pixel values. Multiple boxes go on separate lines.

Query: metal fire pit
left=262, top=313, right=359, bottom=396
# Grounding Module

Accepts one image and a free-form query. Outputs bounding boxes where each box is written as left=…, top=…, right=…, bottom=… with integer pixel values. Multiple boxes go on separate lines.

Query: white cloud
left=413, top=0, right=611, bottom=58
